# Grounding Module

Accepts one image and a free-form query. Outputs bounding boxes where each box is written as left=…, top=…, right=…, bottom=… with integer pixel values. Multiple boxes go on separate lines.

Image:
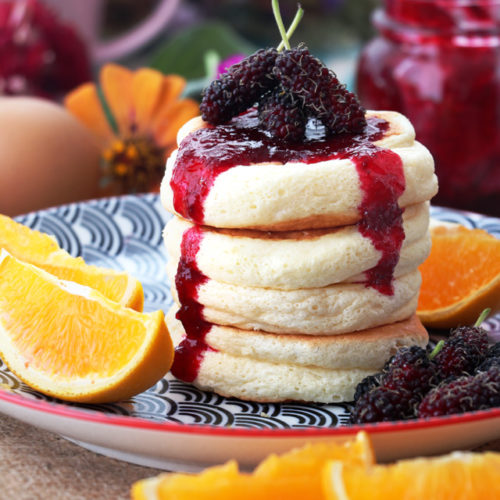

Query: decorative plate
left=0, top=195, right=499, bottom=471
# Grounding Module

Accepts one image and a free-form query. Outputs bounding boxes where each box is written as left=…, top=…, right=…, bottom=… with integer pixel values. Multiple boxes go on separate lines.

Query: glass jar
left=356, top=0, right=500, bottom=216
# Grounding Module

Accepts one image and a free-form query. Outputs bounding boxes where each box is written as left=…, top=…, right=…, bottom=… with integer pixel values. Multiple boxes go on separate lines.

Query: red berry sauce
left=171, top=225, right=213, bottom=382
left=357, top=153, right=405, bottom=296
left=171, top=111, right=405, bottom=382
left=357, top=1, right=500, bottom=216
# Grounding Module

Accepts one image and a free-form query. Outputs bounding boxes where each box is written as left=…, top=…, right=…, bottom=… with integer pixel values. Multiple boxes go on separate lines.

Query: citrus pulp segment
left=0, top=250, right=173, bottom=403
left=0, top=213, right=144, bottom=311
left=417, top=223, right=500, bottom=328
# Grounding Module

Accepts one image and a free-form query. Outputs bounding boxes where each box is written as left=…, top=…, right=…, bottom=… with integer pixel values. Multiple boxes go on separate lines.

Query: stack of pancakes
left=161, top=110, right=438, bottom=403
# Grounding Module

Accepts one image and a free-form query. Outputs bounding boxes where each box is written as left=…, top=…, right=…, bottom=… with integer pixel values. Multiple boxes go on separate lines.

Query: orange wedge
left=131, top=432, right=374, bottom=500
left=0, top=213, right=144, bottom=311
left=323, top=451, right=500, bottom=500
left=0, top=250, right=173, bottom=403
left=417, top=222, right=500, bottom=328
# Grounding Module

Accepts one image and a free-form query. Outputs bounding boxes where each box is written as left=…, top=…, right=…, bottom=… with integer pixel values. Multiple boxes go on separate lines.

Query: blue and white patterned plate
left=0, top=195, right=499, bottom=471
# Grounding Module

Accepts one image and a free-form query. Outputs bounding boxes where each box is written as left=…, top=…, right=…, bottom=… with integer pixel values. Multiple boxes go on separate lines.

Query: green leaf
left=150, top=22, right=256, bottom=81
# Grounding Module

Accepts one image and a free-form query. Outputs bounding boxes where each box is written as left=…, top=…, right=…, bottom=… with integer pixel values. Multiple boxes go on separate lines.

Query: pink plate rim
left=1, top=387, right=498, bottom=438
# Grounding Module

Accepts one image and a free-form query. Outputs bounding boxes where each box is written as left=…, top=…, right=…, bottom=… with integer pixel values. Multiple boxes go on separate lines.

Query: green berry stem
left=272, top=0, right=291, bottom=50
left=474, top=308, right=491, bottom=327
left=277, top=4, right=304, bottom=51
left=96, top=85, right=119, bottom=135
left=429, top=340, right=445, bottom=360
left=204, top=50, right=220, bottom=80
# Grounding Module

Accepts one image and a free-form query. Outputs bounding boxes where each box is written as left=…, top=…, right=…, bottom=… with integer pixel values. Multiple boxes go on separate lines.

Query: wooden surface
left=1, top=413, right=499, bottom=500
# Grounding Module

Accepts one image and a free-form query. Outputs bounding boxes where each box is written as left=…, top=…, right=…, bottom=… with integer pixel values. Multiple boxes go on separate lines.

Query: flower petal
left=132, top=68, right=166, bottom=134
left=158, top=75, right=186, bottom=108
left=100, top=64, right=134, bottom=136
left=153, top=99, right=199, bottom=152
left=64, top=83, right=114, bottom=145
left=150, top=75, right=188, bottom=132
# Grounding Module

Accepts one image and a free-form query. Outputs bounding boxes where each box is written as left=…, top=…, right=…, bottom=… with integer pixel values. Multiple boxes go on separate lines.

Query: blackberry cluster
left=418, top=366, right=500, bottom=418
left=351, top=387, right=415, bottom=424
left=433, top=337, right=482, bottom=378
left=200, top=46, right=366, bottom=140
left=476, top=343, right=500, bottom=373
left=351, top=346, right=437, bottom=424
left=353, top=373, right=382, bottom=403
left=434, top=326, right=489, bottom=378
left=381, top=346, right=438, bottom=396
left=486, top=342, right=500, bottom=358
left=476, top=356, right=500, bottom=373
left=274, top=47, right=366, bottom=134
left=258, top=87, right=306, bottom=141
left=350, top=323, right=498, bottom=424
left=200, top=48, right=278, bottom=125
left=451, top=325, right=489, bottom=352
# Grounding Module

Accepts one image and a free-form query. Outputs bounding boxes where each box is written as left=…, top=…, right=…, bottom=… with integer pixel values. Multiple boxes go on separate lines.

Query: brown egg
left=0, top=97, right=102, bottom=216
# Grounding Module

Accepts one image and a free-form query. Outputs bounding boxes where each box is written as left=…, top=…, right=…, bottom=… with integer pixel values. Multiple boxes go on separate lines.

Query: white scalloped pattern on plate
left=0, top=195, right=498, bottom=470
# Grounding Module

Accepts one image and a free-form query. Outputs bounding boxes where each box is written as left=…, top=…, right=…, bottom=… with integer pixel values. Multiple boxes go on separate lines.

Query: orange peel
left=417, top=222, right=500, bottom=329
left=0, top=250, right=173, bottom=403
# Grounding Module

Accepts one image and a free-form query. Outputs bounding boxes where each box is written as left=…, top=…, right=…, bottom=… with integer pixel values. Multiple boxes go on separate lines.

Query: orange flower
left=65, top=64, right=199, bottom=194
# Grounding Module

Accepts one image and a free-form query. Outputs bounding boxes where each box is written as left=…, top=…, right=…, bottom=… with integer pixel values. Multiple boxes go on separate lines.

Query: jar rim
left=377, top=0, right=500, bottom=36
left=384, top=0, right=500, bottom=4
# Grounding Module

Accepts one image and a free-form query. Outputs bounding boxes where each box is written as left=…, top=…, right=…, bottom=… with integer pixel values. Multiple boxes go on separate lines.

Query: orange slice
left=0, top=213, right=144, bottom=311
left=417, top=222, right=500, bottom=328
left=0, top=250, right=173, bottom=403
left=131, top=432, right=374, bottom=500
left=323, top=451, right=500, bottom=500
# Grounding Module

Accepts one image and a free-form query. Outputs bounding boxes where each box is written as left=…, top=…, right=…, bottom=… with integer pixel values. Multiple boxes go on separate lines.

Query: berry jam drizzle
left=356, top=152, right=404, bottom=295
left=171, top=225, right=213, bottom=383
left=171, top=112, right=405, bottom=381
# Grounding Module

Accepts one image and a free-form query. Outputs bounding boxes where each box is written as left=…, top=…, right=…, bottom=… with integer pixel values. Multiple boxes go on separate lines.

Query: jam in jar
left=357, top=0, right=500, bottom=216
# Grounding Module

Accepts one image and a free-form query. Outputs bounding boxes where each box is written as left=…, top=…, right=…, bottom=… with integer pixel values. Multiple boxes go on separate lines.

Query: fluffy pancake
left=164, top=202, right=430, bottom=290
left=166, top=307, right=428, bottom=402
left=161, top=110, right=438, bottom=230
left=168, top=261, right=421, bottom=334
left=187, top=353, right=372, bottom=403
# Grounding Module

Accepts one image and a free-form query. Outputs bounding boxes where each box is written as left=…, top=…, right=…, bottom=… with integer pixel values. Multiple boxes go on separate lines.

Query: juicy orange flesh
left=0, top=213, right=61, bottom=259
left=148, top=435, right=373, bottom=500
left=418, top=226, right=500, bottom=310
left=254, top=439, right=371, bottom=478
left=158, top=462, right=254, bottom=500
left=0, top=213, right=139, bottom=309
left=329, top=453, right=500, bottom=500
left=42, top=264, right=130, bottom=305
left=0, top=257, right=145, bottom=379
